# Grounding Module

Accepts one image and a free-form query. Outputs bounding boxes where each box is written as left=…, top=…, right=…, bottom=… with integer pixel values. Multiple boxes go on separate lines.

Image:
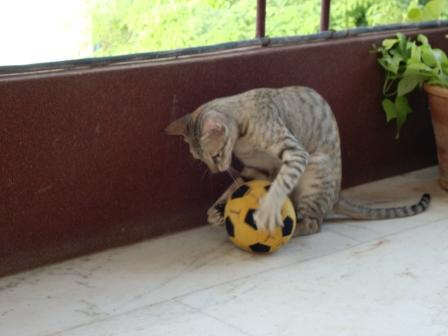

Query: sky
left=0, top=0, right=92, bottom=66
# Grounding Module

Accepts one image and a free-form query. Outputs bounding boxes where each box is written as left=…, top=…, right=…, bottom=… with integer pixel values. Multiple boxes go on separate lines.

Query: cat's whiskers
left=226, top=169, right=236, bottom=183
left=166, top=86, right=431, bottom=235
left=200, top=167, right=210, bottom=181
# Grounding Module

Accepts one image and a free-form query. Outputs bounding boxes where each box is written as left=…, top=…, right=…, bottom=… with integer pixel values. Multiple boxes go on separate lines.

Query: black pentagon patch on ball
left=282, top=216, right=294, bottom=236
left=231, top=184, right=250, bottom=199
left=244, top=209, right=257, bottom=230
left=225, top=217, right=235, bottom=237
left=249, top=243, right=271, bottom=253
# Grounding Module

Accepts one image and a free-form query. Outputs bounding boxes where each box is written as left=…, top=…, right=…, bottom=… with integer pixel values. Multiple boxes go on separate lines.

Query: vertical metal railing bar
left=320, top=0, right=331, bottom=31
left=1, top=19, right=447, bottom=75
left=256, top=0, right=267, bottom=38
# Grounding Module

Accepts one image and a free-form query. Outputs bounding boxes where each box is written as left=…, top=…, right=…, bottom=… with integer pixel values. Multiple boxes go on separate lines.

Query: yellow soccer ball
left=224, top=180, right=297, bottom=253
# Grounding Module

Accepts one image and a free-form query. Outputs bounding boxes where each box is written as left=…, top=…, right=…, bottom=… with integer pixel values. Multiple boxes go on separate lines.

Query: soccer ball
left=224, top=180, right=297, bottom=253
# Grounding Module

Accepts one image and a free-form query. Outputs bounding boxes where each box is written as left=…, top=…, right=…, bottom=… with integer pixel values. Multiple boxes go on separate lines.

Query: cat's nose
left=208, top=165, right=218, bottom=174
left=217, top=165, right=228, bottom=173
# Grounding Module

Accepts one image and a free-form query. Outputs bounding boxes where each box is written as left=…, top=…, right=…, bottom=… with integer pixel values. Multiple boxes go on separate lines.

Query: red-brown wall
left=1, top=28, right=446, bottom=276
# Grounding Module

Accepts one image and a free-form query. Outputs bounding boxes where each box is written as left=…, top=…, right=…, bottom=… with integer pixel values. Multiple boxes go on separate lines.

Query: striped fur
left=165, top=86, right=431, bottom=235
left=335, top=193, right=431, bottom=220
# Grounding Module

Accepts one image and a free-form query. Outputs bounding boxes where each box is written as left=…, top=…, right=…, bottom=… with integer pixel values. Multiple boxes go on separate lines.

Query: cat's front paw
left=253, top=200, right=283, bottom=234
left=207, top=203, right=225, bottom=226
left=294, top=217, right=322, bottom=236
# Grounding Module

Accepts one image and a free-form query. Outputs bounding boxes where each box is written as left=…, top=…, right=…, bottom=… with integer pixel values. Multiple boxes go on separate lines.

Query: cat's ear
left=202, top=117, right=226, bottom=139
left=165, top=114, right=190, bottom=136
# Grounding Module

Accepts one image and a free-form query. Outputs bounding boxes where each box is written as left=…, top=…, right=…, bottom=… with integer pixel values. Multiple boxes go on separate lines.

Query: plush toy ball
left=224, top=180, right=297, bottom=253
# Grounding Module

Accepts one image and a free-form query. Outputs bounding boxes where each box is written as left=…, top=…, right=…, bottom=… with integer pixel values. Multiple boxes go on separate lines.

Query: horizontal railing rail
left=1, top=20, right=447, bottom=76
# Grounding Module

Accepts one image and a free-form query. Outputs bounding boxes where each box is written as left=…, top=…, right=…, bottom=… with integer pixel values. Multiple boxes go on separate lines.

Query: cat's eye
left=212, top=153, right=221, bottom=163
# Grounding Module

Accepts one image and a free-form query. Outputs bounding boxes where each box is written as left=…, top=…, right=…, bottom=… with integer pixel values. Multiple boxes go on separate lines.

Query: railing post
left=256, top=0, right=266, bottom=38
left=320, top=0, right=331, bottom=31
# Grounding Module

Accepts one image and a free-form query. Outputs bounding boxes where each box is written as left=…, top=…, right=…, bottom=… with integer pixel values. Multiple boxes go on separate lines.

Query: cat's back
left=233, top=86, right=334, bottom=121
left=285, top=86, right=338, bottom=152
left=203, top=86, right=339, bottom=153
left=246, top=86, right=339, bottom=152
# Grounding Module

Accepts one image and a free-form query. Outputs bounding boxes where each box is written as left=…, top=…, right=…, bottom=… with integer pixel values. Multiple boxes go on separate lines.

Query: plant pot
left=424, top=84, right=448, bottom=191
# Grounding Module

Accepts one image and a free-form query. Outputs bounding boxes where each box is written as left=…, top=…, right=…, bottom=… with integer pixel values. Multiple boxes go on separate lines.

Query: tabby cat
left=165, top=86, right=430, bottom=236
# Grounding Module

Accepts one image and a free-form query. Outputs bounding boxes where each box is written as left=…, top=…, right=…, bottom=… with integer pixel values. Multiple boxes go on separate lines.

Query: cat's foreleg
left=206, top=167, right=270, bottom=226
left=207, top=176, right=244, bottom=226
left=291, top=153, right=340, bottom=236
left=254, top=140, right=309, bottom=233
left=240, top=166, right=271, bottom=181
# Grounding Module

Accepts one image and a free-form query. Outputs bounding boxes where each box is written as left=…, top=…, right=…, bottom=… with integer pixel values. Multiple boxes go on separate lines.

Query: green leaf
left=410, top=42, right=421, bottom=62
left=395, top=96, right=413, bottom=116
left=417, top=34, right=429, bottom=45
left=382, top=96, right=412, bottom=139
left=382, top=75, right=397, bottom=96
left=377, top=58, right=389, bottom=71
left=422, top=0, right=444, bottom=20
left=397, top=76, right=421, bottom=96
left=382, top=38, right=398, bottom=50
left=403, top=63, right=435, bottom=76
left=433, top=48, right=448, bottom=65
left=396, top=33, right=406, bottom=49
left=395, top=96, right=411, bottom=139
left=407, top=7, right=422, bottom=21
left=382, top=99, right=397, bottom=123
left=388, top=56, right=403, bottom=74
left=421, top=48, right=438, bottom=67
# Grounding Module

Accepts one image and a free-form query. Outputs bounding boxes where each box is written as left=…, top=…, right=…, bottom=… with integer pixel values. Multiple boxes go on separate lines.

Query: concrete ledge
left=1, top=28, right=446, bottom=276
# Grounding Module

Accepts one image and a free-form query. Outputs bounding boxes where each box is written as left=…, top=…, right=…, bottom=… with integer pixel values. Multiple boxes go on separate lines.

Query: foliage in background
left=91, top=0, right=256, bottom=56
left=376, top=32, right=448, bottom=138
left=329, top=0, right=446, bottom=29
left=266, top=0, right=321, bottom=37
left=90, top=0, right=448, bottom=57
left=406, top=0, right=447, bottom=21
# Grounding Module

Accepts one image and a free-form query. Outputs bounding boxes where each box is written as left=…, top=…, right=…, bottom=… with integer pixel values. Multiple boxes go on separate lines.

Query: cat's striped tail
left=334, top=193, right=431, bottom=220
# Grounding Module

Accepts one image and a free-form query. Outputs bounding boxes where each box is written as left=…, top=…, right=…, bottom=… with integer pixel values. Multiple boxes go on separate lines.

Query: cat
left=165, top=86, right=430, bottom=236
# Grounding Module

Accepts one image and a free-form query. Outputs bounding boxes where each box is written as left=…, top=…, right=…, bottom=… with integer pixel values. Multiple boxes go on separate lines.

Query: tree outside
left=91, top=0, right=448, bottom=57
left=0, top=0, right=446, bottom=66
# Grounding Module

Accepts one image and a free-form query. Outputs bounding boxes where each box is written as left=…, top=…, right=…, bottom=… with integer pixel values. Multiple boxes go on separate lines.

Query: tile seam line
left=37, top=238, right=379, bottom=336
left=172, top=216, right=448, bottom=301
left=175, top=300, right=256, bottom=336
left=324, top=214, right=443, bottom=243
left=39, top=241, right=366, bottom=336
left=41, top=217, right=448, bottom=336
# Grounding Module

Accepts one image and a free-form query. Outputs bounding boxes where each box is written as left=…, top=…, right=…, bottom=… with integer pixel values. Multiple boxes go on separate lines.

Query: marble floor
left=1, top=166, right=448, bottom=336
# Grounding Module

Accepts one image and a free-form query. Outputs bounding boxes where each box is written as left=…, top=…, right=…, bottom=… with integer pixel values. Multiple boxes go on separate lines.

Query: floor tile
left=0, top=226, right=355, bottom=336
left=179, top=219, right=448, bottom=336
left=1, top=166, right=447, bottom=336
left=326, top=166, right=448, bottom=241
left=53, top=300, right=250, bottom=336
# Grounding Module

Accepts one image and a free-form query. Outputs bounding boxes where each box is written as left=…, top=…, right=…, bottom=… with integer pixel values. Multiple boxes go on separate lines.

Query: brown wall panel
left=1, top=28, right=446, bottom=276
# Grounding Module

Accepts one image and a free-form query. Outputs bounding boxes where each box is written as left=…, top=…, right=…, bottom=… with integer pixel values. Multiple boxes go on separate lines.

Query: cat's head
left=165, top=110, right=236, bottom=173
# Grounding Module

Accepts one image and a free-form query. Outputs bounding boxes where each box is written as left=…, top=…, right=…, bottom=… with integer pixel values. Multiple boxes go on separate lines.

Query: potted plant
left=375, top=32, right=448, bottom=190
